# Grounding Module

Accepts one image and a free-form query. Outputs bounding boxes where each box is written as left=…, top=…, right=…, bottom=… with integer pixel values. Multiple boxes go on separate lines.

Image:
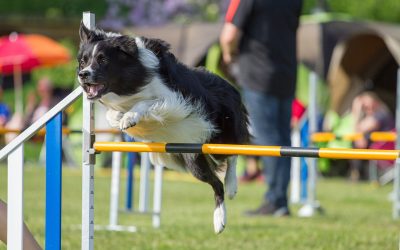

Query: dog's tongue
left=87, top=84, right=103, bottom=97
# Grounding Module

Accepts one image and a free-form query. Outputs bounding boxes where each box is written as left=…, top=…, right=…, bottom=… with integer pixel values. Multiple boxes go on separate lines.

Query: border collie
left=77, top=22, right=250, bottom=234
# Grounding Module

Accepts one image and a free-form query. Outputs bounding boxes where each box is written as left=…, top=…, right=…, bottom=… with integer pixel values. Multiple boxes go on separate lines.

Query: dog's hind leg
left=225, top=156, right=238, bottom=200
left=184, top=154, right=226, bottom=234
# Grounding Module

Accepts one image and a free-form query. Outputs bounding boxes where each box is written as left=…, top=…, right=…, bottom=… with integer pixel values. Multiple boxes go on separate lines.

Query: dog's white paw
left=119, top=112, right=141, bottom=130
left=213, top=202, right=226, bottom=234
left=106, top=109, right=124, bottom=128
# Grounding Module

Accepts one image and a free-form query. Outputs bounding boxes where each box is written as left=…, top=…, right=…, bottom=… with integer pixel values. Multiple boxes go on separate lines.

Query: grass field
left=0, top=164, right=399, bottom=250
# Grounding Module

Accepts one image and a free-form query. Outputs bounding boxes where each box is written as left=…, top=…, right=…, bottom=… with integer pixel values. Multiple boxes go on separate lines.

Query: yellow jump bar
left=93, top=142, right=400, bottom=161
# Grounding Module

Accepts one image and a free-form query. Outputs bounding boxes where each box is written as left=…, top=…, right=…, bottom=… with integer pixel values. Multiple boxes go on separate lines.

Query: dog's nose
left=78, top=70, right=90, bottom=79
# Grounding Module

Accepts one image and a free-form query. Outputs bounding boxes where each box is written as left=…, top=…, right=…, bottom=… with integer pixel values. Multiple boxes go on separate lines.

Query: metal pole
left=94, top=136, right=137, bottom=232
left=299, top=71, right=320, bottom=217
left=309, top=71, right=318, bottom=207
left=393, top=67, right=400, bottom=219
left=45, top=112, right=63, bottom=250
left=95, top=143, right=137, bottom=232
left=109, top=137, right=122, bottom=227
left=7, top=144, right=24, bottom=250
left=152, top=165, right=164, bottom=228
left=139, top=153, right=151, bottom=212
left=81, top=12, right=96, bottom=250
left=290, top=127, right=301, bottom=204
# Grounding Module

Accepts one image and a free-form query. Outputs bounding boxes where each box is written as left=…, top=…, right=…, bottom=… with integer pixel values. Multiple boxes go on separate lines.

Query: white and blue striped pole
left=45, top=112, right=63, bottom=250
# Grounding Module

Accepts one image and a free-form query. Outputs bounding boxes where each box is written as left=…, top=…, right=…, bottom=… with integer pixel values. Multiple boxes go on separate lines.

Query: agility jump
left=93, top=141, right=400, bottom=161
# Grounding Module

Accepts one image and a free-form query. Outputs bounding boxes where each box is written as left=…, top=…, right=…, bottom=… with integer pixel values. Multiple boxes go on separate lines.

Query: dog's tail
left=236, top=100, right=251, bottom=144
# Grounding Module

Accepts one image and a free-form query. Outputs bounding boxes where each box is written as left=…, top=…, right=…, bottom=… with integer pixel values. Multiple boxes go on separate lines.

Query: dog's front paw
left=106, top=109, right=124, bottom=128
left=119, top=112, right=141, bottom=130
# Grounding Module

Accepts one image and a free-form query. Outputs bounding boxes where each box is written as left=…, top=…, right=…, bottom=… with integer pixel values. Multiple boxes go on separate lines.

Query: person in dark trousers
left=220, top=0, right=302, bottom=216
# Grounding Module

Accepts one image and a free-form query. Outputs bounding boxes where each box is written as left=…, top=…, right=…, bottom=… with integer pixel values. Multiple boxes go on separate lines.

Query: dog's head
left=77, top=22, right=150, bottom=100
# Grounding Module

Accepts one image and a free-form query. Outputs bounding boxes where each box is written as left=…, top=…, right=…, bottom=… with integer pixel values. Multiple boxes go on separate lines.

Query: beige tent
left=124, top=22, right=223, bottom=67
left=297, top=19, right=364, bottom=79
left=327, top=21, right=400, bottom=115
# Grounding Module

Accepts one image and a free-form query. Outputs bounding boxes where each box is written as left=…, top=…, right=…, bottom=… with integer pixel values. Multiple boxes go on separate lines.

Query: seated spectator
left=350, top=91, right=394, bottom=181
left=351, top=91, right=394, bottom=149
left=5, top=76, right=57, bottom=145
left=24, top=77, right=56, bottom=127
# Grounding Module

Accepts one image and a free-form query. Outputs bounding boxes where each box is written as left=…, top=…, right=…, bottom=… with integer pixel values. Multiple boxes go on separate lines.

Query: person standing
left=220, top=0, right=302, bottom=216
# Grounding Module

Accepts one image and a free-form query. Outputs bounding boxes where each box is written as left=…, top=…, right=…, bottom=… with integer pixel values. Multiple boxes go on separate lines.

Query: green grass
left=0, top=165, right=398, bottom=250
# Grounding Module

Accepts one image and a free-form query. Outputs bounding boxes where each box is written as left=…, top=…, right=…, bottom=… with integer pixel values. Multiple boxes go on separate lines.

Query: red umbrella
left=0, top=32, right=70, bottom=113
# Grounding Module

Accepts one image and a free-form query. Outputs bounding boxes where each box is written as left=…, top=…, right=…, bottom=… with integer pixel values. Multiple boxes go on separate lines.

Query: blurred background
left=1, top=1, right=400, bottom=249
left=1, top=0, right=400, bottom=175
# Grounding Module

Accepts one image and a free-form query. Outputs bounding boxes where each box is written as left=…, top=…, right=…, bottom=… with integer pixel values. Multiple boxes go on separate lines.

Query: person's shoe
left=239, top=170, right=262, bottom=183
left=244, top=202, right=290, bottom=217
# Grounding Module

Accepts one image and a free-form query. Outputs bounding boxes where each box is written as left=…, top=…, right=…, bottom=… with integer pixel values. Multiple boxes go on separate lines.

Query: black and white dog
left=77, top=22, right=250, bottom=234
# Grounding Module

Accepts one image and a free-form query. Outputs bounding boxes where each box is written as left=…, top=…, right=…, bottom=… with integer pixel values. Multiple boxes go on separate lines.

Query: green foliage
left=0, top=0, right=108, bottom=19
left=1, top=0, right=399, bottom=23
left=328, top=0, right=400, bottom=23
left=303, top=0, right=400, bottom=23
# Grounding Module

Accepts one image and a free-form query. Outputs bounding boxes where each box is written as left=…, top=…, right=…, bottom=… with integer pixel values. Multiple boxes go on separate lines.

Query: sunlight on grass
left=0, top=164, right=398, bottom=250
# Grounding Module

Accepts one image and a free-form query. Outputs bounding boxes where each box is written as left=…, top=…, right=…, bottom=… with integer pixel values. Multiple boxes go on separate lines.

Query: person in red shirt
left=220, top=0, right=303, bottom=216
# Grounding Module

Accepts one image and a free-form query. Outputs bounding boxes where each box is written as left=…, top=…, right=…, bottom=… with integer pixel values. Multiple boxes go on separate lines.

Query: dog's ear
left=79, top=20, right=106, bottom=44
left=79, top=21, right=93, bottom=44
left=112, top=36, right=138, bottom=57
left=141, top=37, right=170, bottom=57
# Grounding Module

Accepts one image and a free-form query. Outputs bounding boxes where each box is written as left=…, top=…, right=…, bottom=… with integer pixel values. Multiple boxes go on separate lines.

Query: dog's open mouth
left=82, top=83, right=105, bottom=99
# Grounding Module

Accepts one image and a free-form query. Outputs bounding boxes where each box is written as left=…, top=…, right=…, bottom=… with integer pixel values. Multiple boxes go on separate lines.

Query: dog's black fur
left=77, top=22, right=250, bottom=233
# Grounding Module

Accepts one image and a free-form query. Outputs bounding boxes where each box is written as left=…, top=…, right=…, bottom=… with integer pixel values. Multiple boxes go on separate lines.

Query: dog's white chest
left=101, top=89, right=216, bottom=144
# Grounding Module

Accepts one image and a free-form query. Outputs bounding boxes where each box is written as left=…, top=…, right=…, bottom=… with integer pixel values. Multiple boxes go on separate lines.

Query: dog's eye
left=97, top=54, right=107, bottom=65
left=79, top=56, right=88, bottom=67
